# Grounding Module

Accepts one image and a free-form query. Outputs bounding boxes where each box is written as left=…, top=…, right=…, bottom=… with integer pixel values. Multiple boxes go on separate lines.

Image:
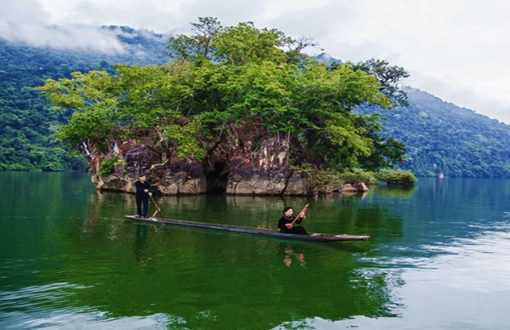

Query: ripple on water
left=0, top=282, right=179, bottom=330
left=1, top=310, right=173, bottom=330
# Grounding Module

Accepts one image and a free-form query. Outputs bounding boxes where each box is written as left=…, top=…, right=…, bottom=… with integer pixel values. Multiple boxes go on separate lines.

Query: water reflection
left=370, top=184, right=418, bottom=198
left=0, top=172, right=429, bottom=329
left=279, top=244, right=306, bottom=268
left=415, top=222, right=510, bottom=292
left=134, top=224, right=149, bottom=263
left=56, top=218, right=401, bottom=328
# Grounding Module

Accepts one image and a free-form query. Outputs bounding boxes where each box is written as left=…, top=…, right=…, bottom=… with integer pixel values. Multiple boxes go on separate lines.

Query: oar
left=149, top=195, right=164, bottom=219
left=291, top=204, right=309, bottom=225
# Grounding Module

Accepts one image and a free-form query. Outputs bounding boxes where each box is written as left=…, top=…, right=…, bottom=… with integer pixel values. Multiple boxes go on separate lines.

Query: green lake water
left=1, top=172, right=510, bottom=329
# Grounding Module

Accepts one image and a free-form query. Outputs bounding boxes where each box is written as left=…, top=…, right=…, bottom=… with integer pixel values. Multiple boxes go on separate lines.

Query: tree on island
left=37, top=17, right=414, bottom=194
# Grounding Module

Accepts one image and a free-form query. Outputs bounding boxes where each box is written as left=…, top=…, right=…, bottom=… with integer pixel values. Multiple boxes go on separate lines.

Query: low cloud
left=410, top=72, right=510, bottom=124
left=0, top=0, right=126, bottom=53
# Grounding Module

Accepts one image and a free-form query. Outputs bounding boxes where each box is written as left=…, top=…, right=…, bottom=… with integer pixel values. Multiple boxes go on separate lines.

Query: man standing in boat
left=135, top=174, right=152, bottom=218
left=278, top=206, right=308, bottom=235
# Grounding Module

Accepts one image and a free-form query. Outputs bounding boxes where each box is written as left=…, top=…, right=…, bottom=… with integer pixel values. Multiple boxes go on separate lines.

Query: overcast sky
left=2, top=0, right=510, bottom=123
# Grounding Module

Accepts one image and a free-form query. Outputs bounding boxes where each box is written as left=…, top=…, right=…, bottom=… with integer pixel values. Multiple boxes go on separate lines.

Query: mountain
left=1, top=27, right=510, bottom=177
left=0, top=26, right=170, bottom=171
left=356, top=87, right=510, bottom=178
left=314, top=52, right=342, bottom=66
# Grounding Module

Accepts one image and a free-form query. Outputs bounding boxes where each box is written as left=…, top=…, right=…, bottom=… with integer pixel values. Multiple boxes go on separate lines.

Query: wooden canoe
left=125, top=215, right=370, bottom=242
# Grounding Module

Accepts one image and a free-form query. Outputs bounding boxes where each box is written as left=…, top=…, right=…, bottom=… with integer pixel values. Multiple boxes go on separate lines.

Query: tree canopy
left=38, top=17, right=409, bottom=172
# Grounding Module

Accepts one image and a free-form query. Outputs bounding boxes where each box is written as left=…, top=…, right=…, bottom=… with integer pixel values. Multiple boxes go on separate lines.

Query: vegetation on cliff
left=37, top=17, right=409, bottom=184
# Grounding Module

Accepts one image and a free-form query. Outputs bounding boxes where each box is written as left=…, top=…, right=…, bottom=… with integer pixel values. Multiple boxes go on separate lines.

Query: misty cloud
left=0, top=0, right=126, bottom=53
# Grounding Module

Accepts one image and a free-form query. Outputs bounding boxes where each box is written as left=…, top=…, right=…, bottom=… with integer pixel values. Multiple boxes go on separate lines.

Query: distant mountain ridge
left=0, top=26, right=170, bottom=171
left=364, top=87, right=510, bottom=178
left=97, top=26, right=170, bottom=65
left=1, top=27, right=510, bottom=177
left=314, top=53, right=342, bottom=66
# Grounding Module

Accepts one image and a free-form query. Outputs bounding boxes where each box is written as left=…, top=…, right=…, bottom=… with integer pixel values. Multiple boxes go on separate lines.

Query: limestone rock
left=341, top=182, right=369, bottom=193
left=353, top=182, right=369, bottom=192
left=79, top=122, right=358, bottom=196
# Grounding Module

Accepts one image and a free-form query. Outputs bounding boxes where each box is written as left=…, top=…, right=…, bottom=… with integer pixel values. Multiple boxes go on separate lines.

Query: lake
left=0, top=172, right=509, bottom=329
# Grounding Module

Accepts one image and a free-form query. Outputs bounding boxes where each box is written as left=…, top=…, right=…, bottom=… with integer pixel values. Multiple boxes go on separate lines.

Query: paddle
left=291, top=204, right=309, bottom=225
left=149, top=194, right=164, bottom=219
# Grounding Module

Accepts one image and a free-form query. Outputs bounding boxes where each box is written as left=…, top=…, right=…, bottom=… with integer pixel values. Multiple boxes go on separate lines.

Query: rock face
left=81, top=122, right=369, bottom=196
left=341, top=182, right=369, bottom=192
left=221, top=136, right=307, bottom=195
left=206, top=121, right=328, bottom=196
left=83, top=137, right=208, bottom=195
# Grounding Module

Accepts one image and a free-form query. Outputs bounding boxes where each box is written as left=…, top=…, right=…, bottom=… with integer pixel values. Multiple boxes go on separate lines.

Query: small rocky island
left=39, top=18, right=409, bottom=196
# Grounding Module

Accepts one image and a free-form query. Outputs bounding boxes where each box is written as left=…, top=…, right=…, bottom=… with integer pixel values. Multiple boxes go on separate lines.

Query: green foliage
left=38, top=18, right=407, bottom=173
left=376, top=169, right=417, bottom=185
left=297, top=163, right=343, bottom=192
left=167, top=17, right=316, bottom=66
left=352, top=114, right=406, bottom=171
left=162, top=116, right=211, bottom=161
left=167, top=17, right=222, bottom=61
left=339, top=169, right=378, bottom=184
left=98, top=156, right=119, bottom=176
left=212, top=22, right=288, bottom=65
left=348, top=58, right=410, bottom=107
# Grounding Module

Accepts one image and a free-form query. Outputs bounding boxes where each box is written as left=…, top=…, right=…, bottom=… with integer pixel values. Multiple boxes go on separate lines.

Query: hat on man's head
left=139, top=173, right=146, bottom=177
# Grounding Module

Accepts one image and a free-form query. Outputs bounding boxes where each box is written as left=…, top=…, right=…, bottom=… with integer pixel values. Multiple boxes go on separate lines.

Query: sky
left=2, top=0, right=510, bottom=123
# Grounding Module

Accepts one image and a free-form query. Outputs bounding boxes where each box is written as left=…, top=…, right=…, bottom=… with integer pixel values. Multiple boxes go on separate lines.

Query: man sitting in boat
left=278, top=207, right=308, bottom=235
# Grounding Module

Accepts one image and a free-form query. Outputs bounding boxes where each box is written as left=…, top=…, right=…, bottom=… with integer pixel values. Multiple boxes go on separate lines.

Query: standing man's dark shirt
left=135, top=175, right=152, bottom=218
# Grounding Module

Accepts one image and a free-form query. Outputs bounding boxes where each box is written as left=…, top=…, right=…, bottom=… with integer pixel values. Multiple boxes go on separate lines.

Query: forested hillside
left=2, top=25, right=510, bottom=177
left=357, top=87, right=510, bottom=178
left=0, top=26, right=168, bottom=171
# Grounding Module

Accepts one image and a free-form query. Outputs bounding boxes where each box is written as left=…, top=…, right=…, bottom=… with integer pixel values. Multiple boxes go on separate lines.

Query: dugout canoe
left=125, top=215, right=370, bottom=242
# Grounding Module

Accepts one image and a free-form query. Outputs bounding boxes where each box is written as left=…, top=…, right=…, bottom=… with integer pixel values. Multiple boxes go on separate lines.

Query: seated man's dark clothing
left=278, top=215, right=308, bottom=235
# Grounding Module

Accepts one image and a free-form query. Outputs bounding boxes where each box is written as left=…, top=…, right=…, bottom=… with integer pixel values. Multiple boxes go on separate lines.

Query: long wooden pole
left=291, top=204, right=309, bottom=225
left=150, top=195, right=164, bottom=219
